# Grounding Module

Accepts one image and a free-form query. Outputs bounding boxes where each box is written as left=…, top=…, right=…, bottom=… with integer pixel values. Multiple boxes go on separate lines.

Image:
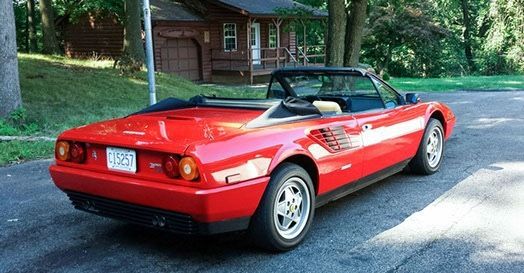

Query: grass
left=0, top=53, right=262, bottom=166
left=0, top=141, right=55, bottom=166
left=389, top=74, right=524, bottom=92
left=17, top=53, right=261, bottom=135
left=1, top=53, right=523, bottom=166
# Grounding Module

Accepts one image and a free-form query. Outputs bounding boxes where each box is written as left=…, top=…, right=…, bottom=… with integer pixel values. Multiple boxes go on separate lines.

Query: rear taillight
left=55, top=141, right=70, bottom=161
left=55, top=141, right=86, bottom=163
left=162, top=155, right=180, bottom=178
left=179, top=157, right=199, bottom=181
left=70, top=143, right=86, bottom=163
left=162, top=155, right=199, bottom=181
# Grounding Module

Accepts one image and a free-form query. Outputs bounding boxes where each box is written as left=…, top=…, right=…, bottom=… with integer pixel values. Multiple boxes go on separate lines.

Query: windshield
left=270, top=73, right=378, bottom=98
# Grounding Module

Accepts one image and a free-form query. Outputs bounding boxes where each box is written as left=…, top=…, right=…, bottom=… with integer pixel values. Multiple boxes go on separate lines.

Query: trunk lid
left=61, top=107, right=263, bottom=153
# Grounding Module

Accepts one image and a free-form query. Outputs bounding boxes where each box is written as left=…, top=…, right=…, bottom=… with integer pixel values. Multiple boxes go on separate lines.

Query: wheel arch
left=271, top=154, right=320, bottom=196
left=428, top=109, right=446, bottom=135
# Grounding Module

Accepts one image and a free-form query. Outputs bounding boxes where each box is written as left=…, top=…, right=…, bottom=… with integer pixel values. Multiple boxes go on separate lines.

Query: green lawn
left=0, top=54, right=260, bottom=165
left=1, top=54, right=523, bottom=166
left=389, top=75, right=524, bottom=92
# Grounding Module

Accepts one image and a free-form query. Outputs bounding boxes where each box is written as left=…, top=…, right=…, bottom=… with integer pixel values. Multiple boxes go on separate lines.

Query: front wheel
left=249, top=163, right=315, bottom=251
left=409, top=118, right=445, bottom=175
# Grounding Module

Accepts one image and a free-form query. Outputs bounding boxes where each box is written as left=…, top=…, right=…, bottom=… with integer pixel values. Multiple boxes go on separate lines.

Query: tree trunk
left=40, top=0, right=59, bottom=54
left=27, top=0, right=37, bottom=52
left=0, top=0, right=23, bottom=118
left=326, top=0, right=347, bottom=67
left=120, top=0, right=145, bottom=72
left=344, top=0, right=367, bottom=67
left=461, top=0, right=475, bottom=72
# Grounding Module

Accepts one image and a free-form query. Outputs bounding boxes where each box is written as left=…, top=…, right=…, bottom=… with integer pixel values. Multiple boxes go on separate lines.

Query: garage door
left=160, top=38, right=201, bottom=81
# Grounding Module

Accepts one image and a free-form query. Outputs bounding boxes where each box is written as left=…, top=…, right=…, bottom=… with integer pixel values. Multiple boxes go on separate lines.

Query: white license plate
left=106, top=147, right=137, bottom=173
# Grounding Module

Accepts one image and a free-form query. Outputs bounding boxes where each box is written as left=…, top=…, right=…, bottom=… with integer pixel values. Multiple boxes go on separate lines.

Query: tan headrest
left=312, top=101, right=342, bottom=114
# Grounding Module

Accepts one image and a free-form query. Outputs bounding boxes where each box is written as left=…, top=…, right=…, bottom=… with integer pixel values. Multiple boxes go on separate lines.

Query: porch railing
left=211, top=47, right=299, bottom=71
left=297, top=45, right=326, bottom=66
left=210, top=45, right=326, bottom=72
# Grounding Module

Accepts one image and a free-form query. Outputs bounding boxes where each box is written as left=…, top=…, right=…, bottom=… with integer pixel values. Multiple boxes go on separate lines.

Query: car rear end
left=49, top=107, right=270, bottom=234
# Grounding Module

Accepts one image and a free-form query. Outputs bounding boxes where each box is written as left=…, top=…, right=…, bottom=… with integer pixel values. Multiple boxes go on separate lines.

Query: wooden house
left=60, top=0, right=326, bottom=83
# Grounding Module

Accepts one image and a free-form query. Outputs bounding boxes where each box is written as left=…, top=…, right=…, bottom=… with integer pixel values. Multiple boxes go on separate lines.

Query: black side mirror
left=406, top=93, right=421, bottom=104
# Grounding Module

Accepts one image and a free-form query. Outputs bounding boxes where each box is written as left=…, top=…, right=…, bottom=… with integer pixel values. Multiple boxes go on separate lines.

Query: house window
left=269, top=24, right=279, bottom=48
left=223, top=23, right=237, bottom=51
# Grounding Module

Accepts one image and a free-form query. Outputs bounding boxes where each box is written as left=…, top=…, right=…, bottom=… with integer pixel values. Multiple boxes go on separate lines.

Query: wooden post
left=303, top=21, right=307, bottom=66
left=273, top=18, right=283, bottom=68
left=247, top=18, right=253, bottom=84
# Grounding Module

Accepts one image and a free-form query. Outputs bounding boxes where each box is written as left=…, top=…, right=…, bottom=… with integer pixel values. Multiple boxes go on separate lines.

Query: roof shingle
left=215, top=0, right=327, bottom=17
left=150, top=0, right=204, bottom=21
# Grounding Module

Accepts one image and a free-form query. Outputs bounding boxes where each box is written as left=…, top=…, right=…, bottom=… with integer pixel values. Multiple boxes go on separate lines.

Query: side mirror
left=406, top=93, right=421, bottom=104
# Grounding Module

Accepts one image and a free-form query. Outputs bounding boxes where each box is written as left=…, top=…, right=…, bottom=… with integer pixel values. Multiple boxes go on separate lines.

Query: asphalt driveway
left=1, top=91, right=523, bottom=273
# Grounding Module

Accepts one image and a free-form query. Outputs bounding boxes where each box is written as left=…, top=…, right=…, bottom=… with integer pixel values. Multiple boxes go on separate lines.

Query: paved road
left=1, top=91, right=523, bottom=273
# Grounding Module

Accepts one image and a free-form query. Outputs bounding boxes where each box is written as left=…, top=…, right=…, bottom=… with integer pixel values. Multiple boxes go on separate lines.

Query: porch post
left=302, top=21, right=307, bottom=66
left=247, top=18, right=253, bottom=85
left=273, top=18, right=283, bottom=68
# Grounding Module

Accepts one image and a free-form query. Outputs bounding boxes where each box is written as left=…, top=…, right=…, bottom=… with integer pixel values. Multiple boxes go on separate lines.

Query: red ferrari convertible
left=50, top=67, right=455, bottom=251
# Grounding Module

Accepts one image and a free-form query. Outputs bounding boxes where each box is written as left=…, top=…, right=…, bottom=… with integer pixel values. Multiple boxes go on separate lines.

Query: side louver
left=309, top=126, right=361, bottom=152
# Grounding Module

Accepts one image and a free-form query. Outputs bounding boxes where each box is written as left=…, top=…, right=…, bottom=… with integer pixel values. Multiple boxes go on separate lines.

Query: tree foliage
left=362, top=1, right=450, bottom=77
left=479, top=0, right=524, bottom=74
left=10, top=0, right=524, bottom=77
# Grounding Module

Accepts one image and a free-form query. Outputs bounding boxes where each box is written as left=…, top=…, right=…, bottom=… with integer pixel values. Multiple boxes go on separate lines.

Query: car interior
left=267, top=73, right=403, bottom=115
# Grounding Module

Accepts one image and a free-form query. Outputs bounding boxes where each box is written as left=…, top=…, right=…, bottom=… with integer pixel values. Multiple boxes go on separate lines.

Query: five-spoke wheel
left=249, top=163, right=315, bottom=251
left=273, top=177, right=311, bottom=240
left=409, top=118, right=445, bottom=174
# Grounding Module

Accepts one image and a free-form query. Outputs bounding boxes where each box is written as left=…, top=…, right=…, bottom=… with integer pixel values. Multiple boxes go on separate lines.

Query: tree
left=362, top=1, right=449, bottom=77
left=326, top=0, right=346, bottom=66
left=460, top=0, right=475, bottom=72
left=344, top=0, right=367, bottom=66
left=119, top=0, right=145, bottom=72
left=27, top=0, right=37, bottom=52
left=40, top=0, right=59, bottom=54
left=0, top=0, right=22, bottom=118
left=480, top=0, right=524, bottom=74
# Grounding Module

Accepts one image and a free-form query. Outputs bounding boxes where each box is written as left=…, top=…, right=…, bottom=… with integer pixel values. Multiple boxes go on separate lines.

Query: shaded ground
left=1, top=91, right=523, bottom=273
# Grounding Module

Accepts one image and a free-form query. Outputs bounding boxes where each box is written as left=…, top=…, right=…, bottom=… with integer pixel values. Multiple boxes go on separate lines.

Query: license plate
left=106, top=147, right=137, bottom=173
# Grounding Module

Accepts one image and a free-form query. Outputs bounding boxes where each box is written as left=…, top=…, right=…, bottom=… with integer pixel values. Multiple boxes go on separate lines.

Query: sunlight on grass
left=390, top=75, right=524, bottom=91
left=0, top=141, right=54, bottom=166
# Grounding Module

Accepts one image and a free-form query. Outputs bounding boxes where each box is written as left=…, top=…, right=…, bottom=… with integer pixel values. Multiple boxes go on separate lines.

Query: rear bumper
left=50, top=164, right=269, bottom=230
left=65, top=191, right=250, bottom=235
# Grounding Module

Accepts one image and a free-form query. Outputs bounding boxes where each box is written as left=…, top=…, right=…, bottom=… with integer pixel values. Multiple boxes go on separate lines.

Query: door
left=310, top=116, right=366, bottom=195
left=354, top=76, right=426, bottom=176
left=251, top=23, right=261, bottom=65
left=160, top=38, right=202, bottom=81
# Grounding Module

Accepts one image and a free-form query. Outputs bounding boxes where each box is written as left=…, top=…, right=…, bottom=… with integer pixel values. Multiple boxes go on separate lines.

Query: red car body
left=50, top=68, right=456, bottom=236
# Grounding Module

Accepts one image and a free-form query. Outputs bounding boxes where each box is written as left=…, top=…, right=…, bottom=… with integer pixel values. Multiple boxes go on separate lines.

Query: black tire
left=249, top=163, right=315, bottom=252
left=409, top=118, right=445, bottom=175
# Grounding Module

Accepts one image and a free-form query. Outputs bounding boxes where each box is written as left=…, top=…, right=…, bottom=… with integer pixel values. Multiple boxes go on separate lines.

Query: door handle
left=362, top=124, right=373, bottom=131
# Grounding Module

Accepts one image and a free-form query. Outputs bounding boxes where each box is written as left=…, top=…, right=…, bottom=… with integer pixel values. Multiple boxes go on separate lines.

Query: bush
left=0, top=108, right=40, bottom=136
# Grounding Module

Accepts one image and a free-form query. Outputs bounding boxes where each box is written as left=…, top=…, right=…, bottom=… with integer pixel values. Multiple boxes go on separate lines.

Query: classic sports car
left=50, top=67, right=455, bottom=251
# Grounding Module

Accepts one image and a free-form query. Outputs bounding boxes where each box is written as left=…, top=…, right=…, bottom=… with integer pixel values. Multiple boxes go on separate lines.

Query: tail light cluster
left=55, top=141, right=86, bottom=163
left=162, top=155, right=199, bottom=181
left=55, top=141, right=199, bottom=181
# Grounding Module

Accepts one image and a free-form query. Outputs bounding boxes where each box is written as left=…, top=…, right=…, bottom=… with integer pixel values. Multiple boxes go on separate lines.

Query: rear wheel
left=409, top=118, right=445, bottom=175
left=249, top=163, right=315, bottom=251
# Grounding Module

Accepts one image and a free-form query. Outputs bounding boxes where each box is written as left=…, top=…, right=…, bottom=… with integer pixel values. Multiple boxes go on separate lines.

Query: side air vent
left=310, top=126, right=352, bottom=152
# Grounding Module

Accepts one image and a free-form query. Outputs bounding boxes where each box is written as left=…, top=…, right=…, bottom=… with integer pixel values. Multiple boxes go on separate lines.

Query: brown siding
left=153, top=21, right=212, bottom=82
left=63, top=14, right=123, bottom=58
left=59, top=2, right=299, bottom=83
